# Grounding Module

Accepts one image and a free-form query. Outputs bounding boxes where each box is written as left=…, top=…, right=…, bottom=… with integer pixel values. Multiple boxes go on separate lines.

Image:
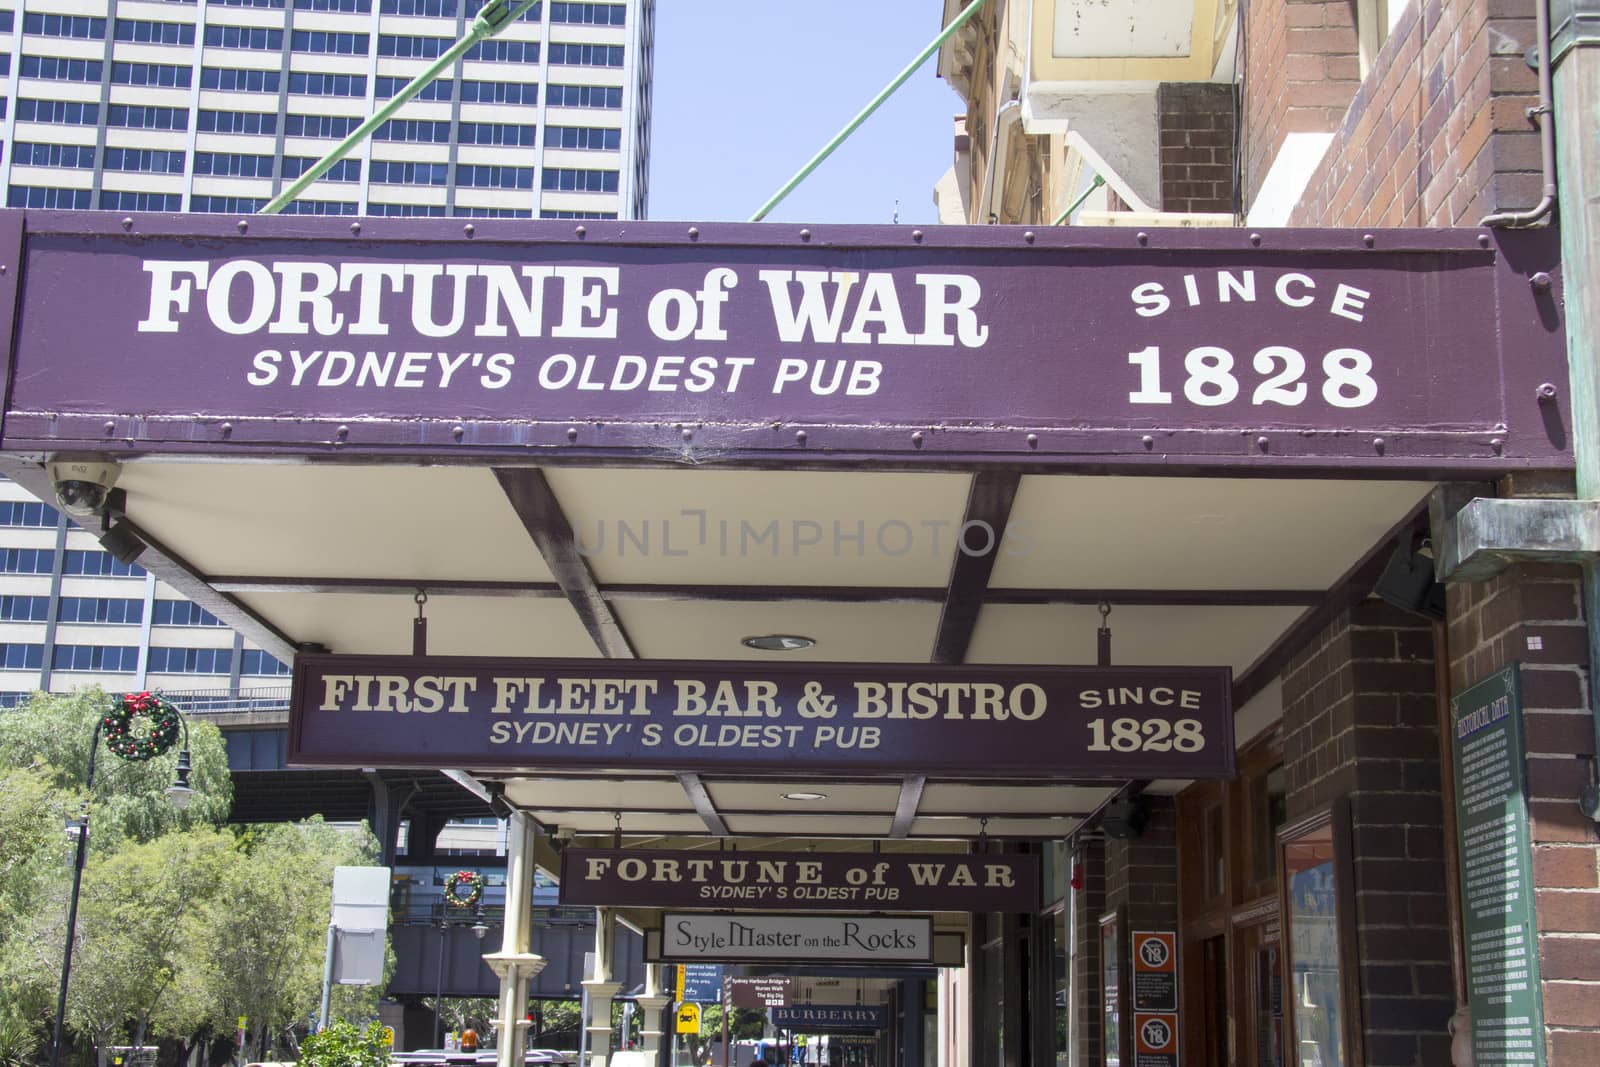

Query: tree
left=0, top=762, right=77, bottom=1026
left=529, top=999, right=582, bottom=1049
left=296, top=1021, right=391, bottom=1067
left=0, top=689, right=233, bottom=842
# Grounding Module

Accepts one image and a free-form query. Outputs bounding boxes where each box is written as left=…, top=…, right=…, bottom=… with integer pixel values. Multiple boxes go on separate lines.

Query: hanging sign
left=1, top=217, right=1565, bottom=471
left=675, top=1004, right=701, bottom=1035
left=725, top=976, right=795, bottom=1009
left=559, top=848, right=1040, bottom=913
left=683, top=964, right=723, bottom=1003
left=1450, top=667, right=1547, bottom=1067
left=653, top=913, right=934, bottom=965
left=289, top=654, right=1235, bottom=779
left=770, top=1006, right=887, bottom=1032
left=1131, top=931, right=1177, bottom=1012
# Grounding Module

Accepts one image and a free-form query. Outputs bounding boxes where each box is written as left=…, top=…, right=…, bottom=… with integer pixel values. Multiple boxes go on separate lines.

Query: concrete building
left=0, top=0, right=654, bottom=219
left=934, top=1, right=1597, bottom=1065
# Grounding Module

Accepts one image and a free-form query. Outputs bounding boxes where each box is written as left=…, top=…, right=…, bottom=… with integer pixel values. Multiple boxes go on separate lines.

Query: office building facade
left=0, top=0, right=654, bottom=219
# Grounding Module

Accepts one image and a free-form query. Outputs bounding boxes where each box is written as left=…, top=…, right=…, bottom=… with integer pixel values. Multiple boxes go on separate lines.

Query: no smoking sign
left=1134, top=1011, right=1178, bottom=1066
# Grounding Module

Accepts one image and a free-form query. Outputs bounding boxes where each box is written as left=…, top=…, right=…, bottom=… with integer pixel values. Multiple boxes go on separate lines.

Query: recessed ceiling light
left=741, top=634, right=816, bottom=651
left=782, top=792, right=828, bottom=801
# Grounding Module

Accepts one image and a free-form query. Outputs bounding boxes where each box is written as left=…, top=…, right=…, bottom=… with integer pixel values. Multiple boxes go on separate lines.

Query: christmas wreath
left=102, top=691, right=182, bottom=762
left=444, top=869, right=484, bottom=909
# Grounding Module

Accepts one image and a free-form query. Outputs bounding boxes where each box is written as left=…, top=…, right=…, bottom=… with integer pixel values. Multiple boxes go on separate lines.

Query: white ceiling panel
left=706, top=780, right=902, bottom=813
left=911, top=816, right=1080, bottom=838
left=966, top=603, right=1306, bottom=674
left=504, top=777, right=692, bottom=812
left=236, top=591, right=601, bottom=657
left=534, top=813, right=711, bottom=835
left=120, top=462, right=554, bottom=581
left=991, top=476, right=1431, bottom=589
left=613, top=599, right=941, bottom=661
left=721, top=814, right=895, bottom=837
left=919, top=783, right=1114, bottom=816
left=543, top=468, right=971, bottom=587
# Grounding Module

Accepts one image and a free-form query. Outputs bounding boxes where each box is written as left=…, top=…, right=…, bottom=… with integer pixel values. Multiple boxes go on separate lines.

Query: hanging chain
left=1097, top=600, right=1113, bottom=667
left=978, top=816, right=989, bottom=846
left=412, top=589, right=429, bottom=657
left=613, top=811, right=622, bottom=849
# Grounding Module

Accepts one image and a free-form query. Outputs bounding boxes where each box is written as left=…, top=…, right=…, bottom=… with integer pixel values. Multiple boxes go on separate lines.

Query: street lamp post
left=434, top=908, right=492, bottom=1049
left=49, top=708, right=191, bottom=1067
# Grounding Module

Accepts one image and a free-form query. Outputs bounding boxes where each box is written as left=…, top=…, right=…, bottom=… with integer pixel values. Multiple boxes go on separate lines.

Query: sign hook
left=613, top=810, right=622, bottom=849
left=1097, top=600, right=1113, bottom=667
left=413, top=589, right=429, bottom=657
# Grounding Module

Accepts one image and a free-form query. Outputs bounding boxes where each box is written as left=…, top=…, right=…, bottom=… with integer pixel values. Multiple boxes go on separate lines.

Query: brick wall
left=1157, top=83, right=1237, bottom=212
left=1288, top=0, right=1544, bottom=226
left=1243, top=0, right=1362, bottom=207
left=1102, top=795, right=1179, bottom=929
left=1280, top=601, right=1456, bottom=1065
left=1073, top=840, right=1105, bottom=1066
left=1447, top=563, right=1600, bottom=1062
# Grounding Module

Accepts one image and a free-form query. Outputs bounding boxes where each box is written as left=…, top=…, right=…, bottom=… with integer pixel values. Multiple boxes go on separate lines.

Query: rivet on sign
left=1256, top=436, right=1271, bottom=453
left=350, top=222, right=361, bottom=235
left=566, top=427, right=579, bottom=442
left=795, top=430, right=808, bottom=445
left=1026, top=434, right=1039, bottom=448
left=1142, top=435, right=1154, bottom=449
left=1373, top=437, right=1386, bottom=454
left=912, top=230, right=924, bottom=242
left=682, top=428, right=694, bottom=442
left=687, top=227, right=699, bottom=240
left=1136, top=232, right=1149, bottom=246
left=575, top=225, right=586, bottom=238
left=1478, top=233, right=1492, bottom=249
left=1024, top=231, right=1035, bottom=244
left=1491, top=438, right=1504, bottom=453
left=911, top=431, right=924, bottom=447
left=1530, top=271, right=1552, bottom=289
left=452, top=425, right=465, bottom=441
left=1537, top=382, right=1559, bottom=402
left=463, top=224, right=475, bottom=237
left=220, top=422, right=233, bottom=438
left=237, top=220, right=249, bottom=234
left=336, top=425, right=349, bottom=441
left=1249, top=233, right=1262, bottom=246
left=1362, top=234, right=1375, bottom=247
left=799, top=229, right=811, bottom=242
left=121, top=217, right=134, bottom=230
left=104, top=421, right=116, bottom=435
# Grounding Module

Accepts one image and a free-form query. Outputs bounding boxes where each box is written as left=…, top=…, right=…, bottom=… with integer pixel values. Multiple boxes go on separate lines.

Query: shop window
left=1279, top=806, right=1357, bottom=1067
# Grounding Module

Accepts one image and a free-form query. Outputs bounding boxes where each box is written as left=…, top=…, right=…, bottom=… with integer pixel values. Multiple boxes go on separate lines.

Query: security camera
left=46, top=455, right=122, bottom=518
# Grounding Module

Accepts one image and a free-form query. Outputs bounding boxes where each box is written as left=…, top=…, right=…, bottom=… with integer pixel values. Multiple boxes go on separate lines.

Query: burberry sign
left=288, top=654, right=1236, bottom=778
left=559, top=848, right=1040, bottom=912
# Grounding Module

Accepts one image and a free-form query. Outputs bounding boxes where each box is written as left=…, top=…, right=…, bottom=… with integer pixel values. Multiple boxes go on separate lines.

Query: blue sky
left=646, top=1, right=965, bottom=225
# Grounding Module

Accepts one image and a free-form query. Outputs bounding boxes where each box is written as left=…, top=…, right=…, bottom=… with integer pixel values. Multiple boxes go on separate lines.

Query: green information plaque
left=1451, top=665, right=1546, bottom=1067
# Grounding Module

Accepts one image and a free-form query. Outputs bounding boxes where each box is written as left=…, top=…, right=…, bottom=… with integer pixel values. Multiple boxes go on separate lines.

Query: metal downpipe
left=1481, top=0, right=1557, bottom=226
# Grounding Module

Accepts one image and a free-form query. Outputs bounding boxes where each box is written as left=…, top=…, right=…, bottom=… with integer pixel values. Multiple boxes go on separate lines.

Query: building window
left=547, top=43, right=623, bottom=68
left=385, top=0, right=458, bottom=14
left=457, top=164, right=534, bottom=189
left=376, top=77, right=454, bottom=101
left=241, top=650, right=290, bottom=675
left=111, top=62, right=194, bottom=88
left=17, top=99, right=100, bottom=126
left=23, top=13, right=107, bottom=39
left=62, top=549, right=146, bottom=578
left=466, top=0, right=541, bottom=21
left=199, top=110, right=278, bottom=135
left=459, top=122, right=538, bottom=147
left=286, top=114, right=360, bottom=139
left=296, top=0, right=372, bottom=11
left=115, top=19, right=196, bottom=46
left=282, top=157, right=361, bottom=182
left=370, top=160, right=448, bottom=186
left=147, top=646, right=233, bottom=673
left=375, top=119, right=452, bottom=144
left=541, top=167, right=618, bottom=193
left=539, top=209, right=616, bottom=219
left=546, top=84, right=621, bottom=109
left=367, top=202, right=447, bottom=216
left=19, top=56, right=105, bottom=83
left=108, top=104, right=190, bottom=131
left=378, top=35, right=452, bottom=59
left=6, top=187, right=91, bottom=209
left=0, top=596, right=51, bottom=622
left=104, top=148, right=188, bottom=174
left=204, top=25, right=284, bottom=51
left=0, top=500, right=60, bottom=527
left=100, top=191, right=184, bottom=212
left=288, top=72, right=367, bottom=97
left=0, top=644, right=45, bottom=671
left=544, top=125, right=619, bottom=151
left=465, top=39, right=539, bottom=63
left=289, top=30, right=370, bottom=55
left=0, top=10, right=12, bottom=32
left=201, top=67, right=283, bottom=93
left=152, top=601, right=224, bottom=627
left=58, top=597, right=144, bottom=624
left=0, top=549, right=56, bottom=575
left=461, top=80, right=537, bottom=105
left=278, top=200, right=360, bottom=215
left=550, top=2, right=623, bottom=25
left=212, top=0, right=286, bottom=7
left=458, top=206, right=533, bottom=218
left=52, top=645, right=140, bottom=672
left=1280, top=808, right=1354, bottom=1067
left=194, top=153, right=275, bottom=178
left=191, top=195, right=266, bottom=212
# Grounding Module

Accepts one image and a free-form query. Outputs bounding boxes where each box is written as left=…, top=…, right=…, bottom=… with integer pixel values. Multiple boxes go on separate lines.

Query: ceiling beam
left=676, top=772, right=730, bottom=837
left=205, top=574, right=1326, bottom=607
left=493, top=467, right=636, bottom=659
left=931, top=471, right=1021, bottom=665
left=890, top=775, right=926, bottom=838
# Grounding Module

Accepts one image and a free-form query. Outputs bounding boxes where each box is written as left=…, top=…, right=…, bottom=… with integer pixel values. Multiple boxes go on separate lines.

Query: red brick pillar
left=1447, top=563, right=1600, bottom=1062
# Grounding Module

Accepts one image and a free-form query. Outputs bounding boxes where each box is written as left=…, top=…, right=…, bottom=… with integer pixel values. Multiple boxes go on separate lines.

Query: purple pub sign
left=288, top=654, right=1235, bottom=779
left=0, top=213, right=1568, bottom=470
